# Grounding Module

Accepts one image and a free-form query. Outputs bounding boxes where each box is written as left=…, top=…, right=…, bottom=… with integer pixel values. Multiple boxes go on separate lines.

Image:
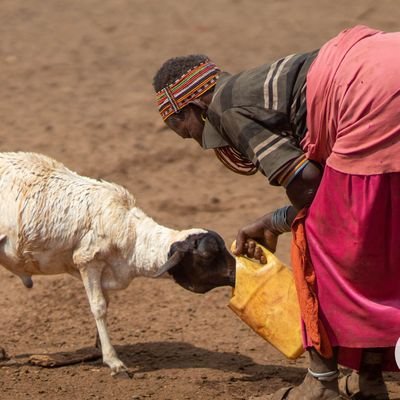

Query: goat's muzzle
left=160, top=230, right=236, bottom=293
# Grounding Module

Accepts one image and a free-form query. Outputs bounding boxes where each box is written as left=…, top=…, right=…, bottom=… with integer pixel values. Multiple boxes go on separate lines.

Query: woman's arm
left=286, top=160, right=323, bottom=223
left=234, top=160, right=323, bottom=257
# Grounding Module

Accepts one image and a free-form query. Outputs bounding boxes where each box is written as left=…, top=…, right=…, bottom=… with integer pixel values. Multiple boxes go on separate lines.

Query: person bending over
left=153, top=25, right=400, bottom=400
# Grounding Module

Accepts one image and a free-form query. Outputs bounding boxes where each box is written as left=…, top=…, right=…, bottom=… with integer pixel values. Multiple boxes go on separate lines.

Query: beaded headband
left=156, top=60, right=220, bottom=121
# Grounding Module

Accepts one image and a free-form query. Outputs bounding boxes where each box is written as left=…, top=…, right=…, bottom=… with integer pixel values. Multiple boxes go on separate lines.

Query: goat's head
left=155, top=230, right=236, bottom=293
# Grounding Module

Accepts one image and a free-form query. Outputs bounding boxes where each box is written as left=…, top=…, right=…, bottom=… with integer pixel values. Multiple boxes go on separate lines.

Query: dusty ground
left=0, top=1, right=399, bottom=399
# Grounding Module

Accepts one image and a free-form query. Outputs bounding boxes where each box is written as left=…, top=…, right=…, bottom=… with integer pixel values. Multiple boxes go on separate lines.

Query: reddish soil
left=0, top=1, right=399, bottom=399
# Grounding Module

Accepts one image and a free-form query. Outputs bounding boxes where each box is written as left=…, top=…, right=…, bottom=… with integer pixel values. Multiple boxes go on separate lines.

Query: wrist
left=270, top=205, right=292, bottom=234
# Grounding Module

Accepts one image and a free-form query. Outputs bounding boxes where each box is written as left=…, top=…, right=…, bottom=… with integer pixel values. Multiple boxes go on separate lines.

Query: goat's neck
left=132, top=215, right=177, bottom=275
left=128, top=207, right=206, bottom=277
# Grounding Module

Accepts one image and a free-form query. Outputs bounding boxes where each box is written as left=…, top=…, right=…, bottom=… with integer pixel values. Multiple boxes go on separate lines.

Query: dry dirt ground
left=0, top=1, right=399, bottom=399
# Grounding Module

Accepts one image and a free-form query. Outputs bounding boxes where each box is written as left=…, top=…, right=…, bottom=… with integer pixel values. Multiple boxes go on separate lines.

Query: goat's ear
left=153, top=250, right=185, bottom=277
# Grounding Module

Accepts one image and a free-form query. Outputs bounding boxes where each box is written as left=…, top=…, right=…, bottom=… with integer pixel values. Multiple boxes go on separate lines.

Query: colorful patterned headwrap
left=156, top=60, right=220, bottom=121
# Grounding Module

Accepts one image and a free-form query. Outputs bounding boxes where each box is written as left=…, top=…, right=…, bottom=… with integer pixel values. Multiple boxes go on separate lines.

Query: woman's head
left=153, top=55, right=210, bottom=93
left=153, top=55, right=219, bottom=146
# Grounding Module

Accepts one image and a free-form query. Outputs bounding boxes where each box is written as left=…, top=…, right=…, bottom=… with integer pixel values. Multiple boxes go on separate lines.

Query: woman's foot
left=339, top=371, right=389, bottom=399
left=340, top=349, right=390, bottom=399
left=249, top=347, right=341, bottom=399
left=250, top=371, right=341, bottom=399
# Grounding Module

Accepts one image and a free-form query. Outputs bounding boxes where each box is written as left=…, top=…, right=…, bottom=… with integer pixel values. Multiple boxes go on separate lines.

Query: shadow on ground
left=117, top=341, right=307, bottom=385
left=1, top=341, right=307, bottom=386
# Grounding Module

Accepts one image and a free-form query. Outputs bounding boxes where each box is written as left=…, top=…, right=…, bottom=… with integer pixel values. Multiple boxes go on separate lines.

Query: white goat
left=0, top=152, right=234, bottom=374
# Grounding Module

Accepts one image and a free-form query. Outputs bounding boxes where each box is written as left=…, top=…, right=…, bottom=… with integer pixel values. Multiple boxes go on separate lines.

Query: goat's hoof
left=109, top=359, right=130, bottom=378
left=112, top=369, right=133, bottom=379
left=111, top=365, right=132, bottom=379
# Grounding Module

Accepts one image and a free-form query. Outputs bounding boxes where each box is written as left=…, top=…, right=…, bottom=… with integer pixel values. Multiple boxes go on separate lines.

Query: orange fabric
left=290, top=208, right=333, bottom=358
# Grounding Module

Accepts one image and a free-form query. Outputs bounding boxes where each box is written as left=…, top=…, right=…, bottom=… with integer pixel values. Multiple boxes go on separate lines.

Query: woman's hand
left=233, top=213, right=278, bottom=259
left=233, top=161, right=323, bottom=262
left=239, top=239, right=269, bottom=264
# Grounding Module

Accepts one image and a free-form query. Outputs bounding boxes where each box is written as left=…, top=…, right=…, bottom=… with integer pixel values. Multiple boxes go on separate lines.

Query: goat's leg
left=95, top=330, right=101, bottom=350
left=80, top=266, right=127, bottom=375
left=95, top=291, right=109, bottom=349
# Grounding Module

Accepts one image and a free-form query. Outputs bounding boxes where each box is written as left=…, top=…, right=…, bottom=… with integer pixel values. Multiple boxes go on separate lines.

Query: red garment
left=303, top=25, right=400, bottom=175
left=299, top=166, right=400, bottom=371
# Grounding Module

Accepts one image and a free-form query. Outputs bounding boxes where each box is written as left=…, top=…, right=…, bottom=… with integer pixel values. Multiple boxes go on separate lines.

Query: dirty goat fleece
left=0, top=152, right=235, bottom=375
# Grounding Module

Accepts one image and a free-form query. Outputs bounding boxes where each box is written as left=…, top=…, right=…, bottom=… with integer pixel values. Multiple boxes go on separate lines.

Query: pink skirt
left=304, top=165, right=400, bottom=370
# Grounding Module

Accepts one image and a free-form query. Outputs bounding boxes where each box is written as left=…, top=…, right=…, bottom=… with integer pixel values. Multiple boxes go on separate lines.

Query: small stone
left=210, top=196, right=221, bottom=204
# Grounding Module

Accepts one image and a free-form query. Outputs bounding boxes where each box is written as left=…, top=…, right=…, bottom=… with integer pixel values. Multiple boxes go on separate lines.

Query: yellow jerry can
left=228, top=241, right=305, bottom=359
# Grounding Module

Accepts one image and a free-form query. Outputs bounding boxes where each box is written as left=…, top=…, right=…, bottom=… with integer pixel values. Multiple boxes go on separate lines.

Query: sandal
left=250, top=369, right=344, bottom=399
left=339, top=373, right=389, bottom=400
left=250, top=385, right=343, bottom=399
